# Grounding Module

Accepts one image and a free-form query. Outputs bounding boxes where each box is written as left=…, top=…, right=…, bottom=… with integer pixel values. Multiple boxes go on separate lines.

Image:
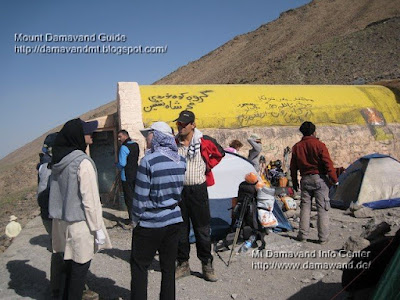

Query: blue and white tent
left=203, top=152, right=292, bottom=241
left=330, top=153, right=400, bottom=210
left=206, top=152, right=256, bottom=241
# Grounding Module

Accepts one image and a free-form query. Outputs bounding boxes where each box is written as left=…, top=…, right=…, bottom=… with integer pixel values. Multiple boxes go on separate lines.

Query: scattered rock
left=103, top=219, right=118, bottom=229
left=82, top=289, right=99, bottom=300
left=231, top=293, right=238, bottom=299
left=344, top=209, right=353, bottom=215
left=312, top=272, right=325, bottom=281
left=353, top=207, right=375, bottom=218
left=341, top=225, right=347, bottom=229
left=0, top=235, right=12, bottom=251
left=285, top=210, right=297, bottom=219
left=343, top=236, right=370, bottom=251
left=361, top=220, right=391, bottom=241
left=352, top=77, right=366, bottom=85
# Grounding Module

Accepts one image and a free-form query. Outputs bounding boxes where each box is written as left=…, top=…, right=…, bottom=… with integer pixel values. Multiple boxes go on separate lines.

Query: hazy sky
left=0, top=0, right=310, bottom=159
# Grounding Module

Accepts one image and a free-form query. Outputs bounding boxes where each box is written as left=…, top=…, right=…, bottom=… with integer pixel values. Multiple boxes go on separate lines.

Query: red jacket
left=200, top=136, right=225, bottom=186
left=290, top=136, right=338, bottom=184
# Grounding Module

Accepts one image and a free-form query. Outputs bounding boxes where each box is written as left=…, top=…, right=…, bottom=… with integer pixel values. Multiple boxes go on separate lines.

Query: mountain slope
left=156, top=0, right=400, bottom=84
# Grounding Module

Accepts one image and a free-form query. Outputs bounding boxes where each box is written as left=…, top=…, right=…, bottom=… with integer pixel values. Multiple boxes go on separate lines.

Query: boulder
left=343, top=236, right=370, bottom=252
left=353, top=207, right=375, bottom=218
left=361, top=220, right=391, bottom=241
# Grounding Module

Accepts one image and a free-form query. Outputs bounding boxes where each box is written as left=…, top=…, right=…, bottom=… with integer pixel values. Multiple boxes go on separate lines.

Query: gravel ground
left=1, top=206, right=399, bottom=300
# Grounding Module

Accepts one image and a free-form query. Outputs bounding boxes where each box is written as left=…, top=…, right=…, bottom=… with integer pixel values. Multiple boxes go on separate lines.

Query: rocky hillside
left=156, top=0, right=400, bottom=85
left=1, top=0, right=399, bottom=240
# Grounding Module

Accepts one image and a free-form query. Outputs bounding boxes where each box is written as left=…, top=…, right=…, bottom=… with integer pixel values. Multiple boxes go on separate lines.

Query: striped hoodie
left=131, top=152, right=186, bottom=228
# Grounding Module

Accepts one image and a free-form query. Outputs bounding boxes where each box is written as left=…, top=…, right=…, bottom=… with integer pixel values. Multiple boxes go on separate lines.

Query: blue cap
left=81, top=120, right=98, bottom=135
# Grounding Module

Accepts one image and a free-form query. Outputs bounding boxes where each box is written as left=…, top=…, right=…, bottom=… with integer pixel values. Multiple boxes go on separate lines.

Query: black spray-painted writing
left=144, top=90, right=214, bottom=112
left=237, top=96, right=315, bottom=126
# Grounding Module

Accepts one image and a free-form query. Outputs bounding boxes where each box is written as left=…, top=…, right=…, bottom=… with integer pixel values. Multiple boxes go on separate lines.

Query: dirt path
left=0, top=206, right=398, bottom=300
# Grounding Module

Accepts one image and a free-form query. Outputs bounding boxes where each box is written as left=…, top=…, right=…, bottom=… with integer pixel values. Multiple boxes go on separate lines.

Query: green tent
left=372, top=244, right=400, bottom=299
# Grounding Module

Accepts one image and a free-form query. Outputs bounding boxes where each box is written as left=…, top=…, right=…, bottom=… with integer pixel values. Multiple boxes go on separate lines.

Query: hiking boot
left=296, top=234, right=306, bottom=242
left=175, top=261, right=190, bottom=279
left=121, top=222, right=134, bottom=230
left=202, top=260, right=218, bottom=282
left=319, top=239, right=329, bottom=245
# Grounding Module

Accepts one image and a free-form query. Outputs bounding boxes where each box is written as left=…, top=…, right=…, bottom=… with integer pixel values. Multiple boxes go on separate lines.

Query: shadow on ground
left=87, top=270, right=130, bottom=299
left=103, top=211, right=126, bottom=223
left=6, top=259, right=132, bottom=300
left=30, top=234, right=51, bottom=250
left=102, top=248, right=130, bottom=262
left=6, top=259, right=50, bottom=299
left=101, top=248, right=162, bottom=273
left=288, top=281, right=347, bottom=300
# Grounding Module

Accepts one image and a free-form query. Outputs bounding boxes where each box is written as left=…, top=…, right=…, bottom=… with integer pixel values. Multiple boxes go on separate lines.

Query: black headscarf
left=51, top=118, right=87, bottom=165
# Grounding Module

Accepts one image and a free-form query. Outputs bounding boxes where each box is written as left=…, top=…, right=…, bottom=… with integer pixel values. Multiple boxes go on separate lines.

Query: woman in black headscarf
left=49, top=118, right=111, bottom=299
left=51, top=118, right=87, bottom=165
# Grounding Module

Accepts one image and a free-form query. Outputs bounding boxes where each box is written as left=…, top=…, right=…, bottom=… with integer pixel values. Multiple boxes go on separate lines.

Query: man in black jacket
left=116, top=130, right=139, bottom=227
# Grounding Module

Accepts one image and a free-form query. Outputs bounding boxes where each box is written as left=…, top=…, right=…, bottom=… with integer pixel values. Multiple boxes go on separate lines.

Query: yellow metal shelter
left=139, top=85, right=400, bottom=128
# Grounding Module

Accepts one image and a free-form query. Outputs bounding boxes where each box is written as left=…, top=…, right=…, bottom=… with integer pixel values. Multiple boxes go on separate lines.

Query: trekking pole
left=228, top=194, right=251, bottom=266
left=109, top=171, right=121, bottom=205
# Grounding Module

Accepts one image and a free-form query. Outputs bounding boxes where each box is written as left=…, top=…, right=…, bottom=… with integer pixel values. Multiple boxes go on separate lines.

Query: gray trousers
left=299, top=174, right=331, bottom=242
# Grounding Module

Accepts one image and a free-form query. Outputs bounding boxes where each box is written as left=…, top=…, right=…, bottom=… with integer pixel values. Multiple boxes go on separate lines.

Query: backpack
left=37, top=163, right=52, bottom=220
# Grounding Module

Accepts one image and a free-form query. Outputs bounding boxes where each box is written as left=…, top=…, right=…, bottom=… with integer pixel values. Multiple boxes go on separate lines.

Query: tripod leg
left=227, top=195, right=250, bottom=266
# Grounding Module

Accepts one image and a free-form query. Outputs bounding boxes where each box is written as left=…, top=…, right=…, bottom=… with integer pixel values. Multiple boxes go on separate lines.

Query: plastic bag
left=281, top=195, right=297, bottom=211
left=257, top=186, right=275, bottom=201
left=257, top=188, right=275, bottom=213
left=258, top=209, right=278, bottom=228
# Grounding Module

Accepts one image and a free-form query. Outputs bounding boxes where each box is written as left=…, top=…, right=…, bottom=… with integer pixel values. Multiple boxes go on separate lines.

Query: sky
left=0, top=0, right=311, bottom=159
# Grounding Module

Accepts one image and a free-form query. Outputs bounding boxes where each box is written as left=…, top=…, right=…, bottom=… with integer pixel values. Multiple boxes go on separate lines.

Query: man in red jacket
left=174, top=110, right=224, bottom=282
left=290, top=121, right=338, bottom=245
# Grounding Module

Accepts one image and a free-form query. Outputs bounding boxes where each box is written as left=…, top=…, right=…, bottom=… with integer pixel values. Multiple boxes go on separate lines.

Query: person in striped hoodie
left=130, top=121, right=186, bottom=300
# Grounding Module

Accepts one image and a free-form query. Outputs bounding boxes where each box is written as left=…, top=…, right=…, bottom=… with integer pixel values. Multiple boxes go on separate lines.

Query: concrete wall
left=203, top=124, right=400, bottom=170
left=117, top=82, right=145, bottom=148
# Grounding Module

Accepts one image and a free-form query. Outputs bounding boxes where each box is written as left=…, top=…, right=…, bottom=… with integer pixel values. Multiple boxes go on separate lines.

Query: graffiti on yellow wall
left=143, top=90, right=214, bottom=113
left=139, top=85, right=400, bottom=129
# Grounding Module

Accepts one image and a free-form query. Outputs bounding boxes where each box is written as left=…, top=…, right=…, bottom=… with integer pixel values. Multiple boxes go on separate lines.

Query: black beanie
left=299, top=121, right=316, bottom=136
